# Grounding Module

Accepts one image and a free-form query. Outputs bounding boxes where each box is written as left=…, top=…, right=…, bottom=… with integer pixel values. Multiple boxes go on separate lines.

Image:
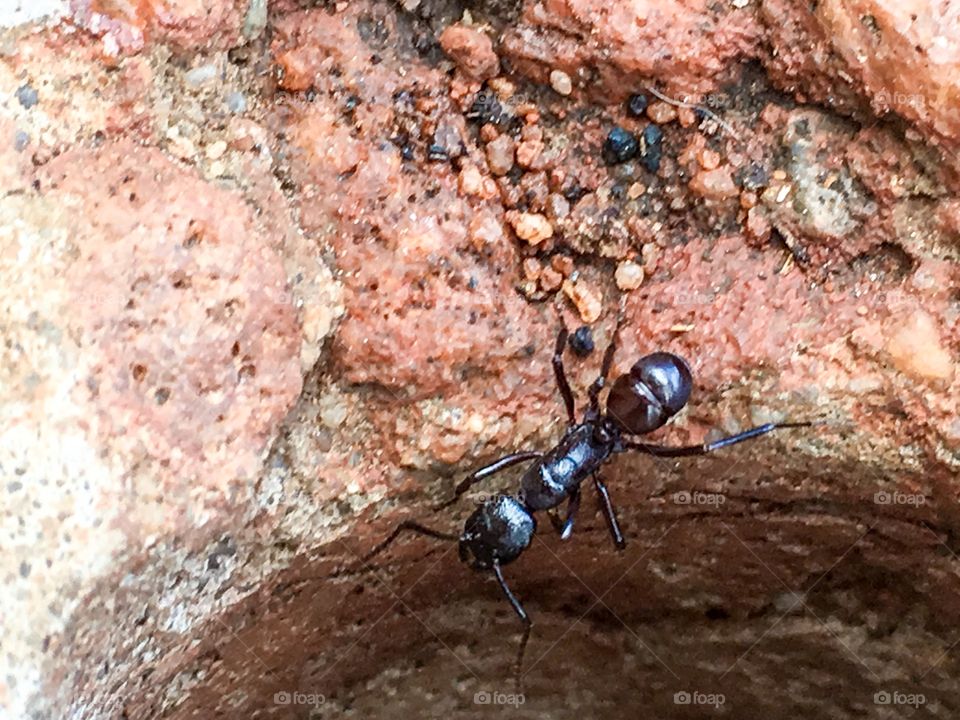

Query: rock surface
left=0, top=0, right=958, bottom=719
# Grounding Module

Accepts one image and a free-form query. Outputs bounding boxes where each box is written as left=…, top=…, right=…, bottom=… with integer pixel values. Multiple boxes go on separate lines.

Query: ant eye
left=606, top=353, right=692, bottom=434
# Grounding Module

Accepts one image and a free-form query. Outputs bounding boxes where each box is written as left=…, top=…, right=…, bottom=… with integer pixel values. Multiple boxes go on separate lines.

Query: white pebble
left=549, top=69, right=573, bottom=96
left=185, top=64, right=218, bottom=87
left=615, top=260, right=645, bottom=290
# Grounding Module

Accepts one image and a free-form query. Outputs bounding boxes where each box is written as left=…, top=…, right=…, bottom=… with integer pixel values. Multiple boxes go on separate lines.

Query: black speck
left=627, top=93, right=648, bottom=118
left=19, top=561, right=30, bottom=578
left=563, top=182, right=588, bottom=204
left=8, top=481, right=23, bottom=492
left=155, top=387, right=171, bottom=405
left=466, top=91, right=503, bottom=126
left=603, top=126, right=639, bottom=165
left=16, top=84, right=38, bottom=109
left=639, top=124, right=663, bottom=173
left=736, top=163, right=769, bottom=190
left=427, top=144, right=449, bottom=162
left=569, top=326, right=595, bottom=356
left=467, top=275, right=478, bottom=290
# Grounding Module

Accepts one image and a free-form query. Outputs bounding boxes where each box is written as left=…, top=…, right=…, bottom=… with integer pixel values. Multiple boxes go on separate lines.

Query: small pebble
left=690, top=166, right=739, bottom=199
left=226, top=91, right=247, bottom=113
left=698, top=148, right=721, bottom=170
left=458, top=163, right=484, bottom=196
left=615, top=260, right=645, bottom=290
left=206, top=140, right=227, bottom=160
left=487, top=77, right=516, bottom=99
left=185, top=63, right=218, bottom=87
left=626, top=93, right=648, bottom=117
left=627, top=181, right=645, bottom=199
left=603, top=126, right=639, bottom=165
left=677, top=106, right=697, bottom=127
left=15, top=84, right=38, bottom=109
left=516, top=138, right=543, bottom=169
left=646, top=101, right=677, bottom=124
left=507, top=211, right=553, bottom=245
left=549, top=69, right=573, bottom=96
left=641, top=243, right=660, bottom=273
left=522, top=257, right=541, bottom=281
left=550, top=254, right=574, bottom=277
left=539, top=267, right=563, bottom=292
left=485, top=134, right=515, bottom=175
left=569, top=326, right=595, bottom=356
left=545, top=192, right=570, bottom=220
left=562, top=279, right=603, bottom=323
left=479, top=123, right=498, bottom=142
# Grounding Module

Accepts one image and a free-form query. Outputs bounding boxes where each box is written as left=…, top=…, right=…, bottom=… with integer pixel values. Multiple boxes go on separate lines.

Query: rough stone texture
left=68, top=0, right=247, bottom=56
left=501, top=0, right=960, bottom=149
left=1, top=0, right=959, bottom=719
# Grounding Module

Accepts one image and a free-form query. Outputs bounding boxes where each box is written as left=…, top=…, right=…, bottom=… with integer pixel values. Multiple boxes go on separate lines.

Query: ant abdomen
left=458, top=496, right=536, bottom=571
left=606, top=352, right=693, bottom=434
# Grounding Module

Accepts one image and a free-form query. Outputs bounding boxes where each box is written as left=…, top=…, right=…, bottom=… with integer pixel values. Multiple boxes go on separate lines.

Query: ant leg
left=552, top=325, right=576, bottom=424
left=559, top=488, right=581, bottom=540
left=587, top=315, right=624, bottom=415
left=437, top=452, right=542, bottom=509
left=493, top=559, right=532, bottom=692
left=622, top=421, right=813, bottom=458
left=593, top=473, right=626, bottom=550
left=361, top=520, right=459, bottom=564
left=547, top=489, right=581, bottom=538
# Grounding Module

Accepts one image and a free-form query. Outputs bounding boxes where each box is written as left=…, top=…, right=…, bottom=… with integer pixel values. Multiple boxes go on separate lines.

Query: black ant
left=362, top=323, right=813, bottom=685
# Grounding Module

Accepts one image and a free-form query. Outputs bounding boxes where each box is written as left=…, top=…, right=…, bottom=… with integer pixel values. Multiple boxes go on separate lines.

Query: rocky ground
left=1, top=0, right=958, bottom=718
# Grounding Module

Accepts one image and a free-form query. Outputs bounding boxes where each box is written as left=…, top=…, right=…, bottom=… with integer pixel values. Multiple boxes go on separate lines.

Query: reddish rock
left=506, top=210, right=554, bottom=244
left=69, top=0, right=246, bottom=55
left=38, top=140, right=304, bottom=495
left=485, top=133, right=517, bottom=175
left=501, top=0, right=762, bottom=98
left=762, top=0, right=960, bottom=147
left=885, top=309, right=954, bottom=382
left=438, top=23, right=500, bottom=80
left=689, top=166, right=739, bottom=199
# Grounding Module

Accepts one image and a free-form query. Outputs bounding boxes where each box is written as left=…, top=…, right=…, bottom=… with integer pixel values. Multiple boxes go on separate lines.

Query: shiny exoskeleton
left=363, top=324, right=812, bottom=686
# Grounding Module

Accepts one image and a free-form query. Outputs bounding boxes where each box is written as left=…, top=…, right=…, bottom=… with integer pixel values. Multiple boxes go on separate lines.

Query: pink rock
left=886, top=310, right=954, bottom=382
left=689, top=166, right=739, bottom=199
left=439, top=23, right=501, bottom=80
left=69, top=0, right=245, bottom=55
left=39, top=140, right=304, bottom=497
left=763, top=0, right=960, bottom=146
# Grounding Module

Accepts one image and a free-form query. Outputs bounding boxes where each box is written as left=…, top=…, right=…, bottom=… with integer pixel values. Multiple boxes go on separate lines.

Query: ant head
left=458, top=495, right=535, bottom=571
left=605, top=352, right=692, bottom=435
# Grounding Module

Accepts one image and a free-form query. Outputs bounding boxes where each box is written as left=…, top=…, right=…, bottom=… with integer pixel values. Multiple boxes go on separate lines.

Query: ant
left=361, top=323, right=813, bottom=686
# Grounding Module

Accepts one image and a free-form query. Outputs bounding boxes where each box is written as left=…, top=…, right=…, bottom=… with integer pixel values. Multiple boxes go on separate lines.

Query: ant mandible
left=362, top=322, right=812, bottom=684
